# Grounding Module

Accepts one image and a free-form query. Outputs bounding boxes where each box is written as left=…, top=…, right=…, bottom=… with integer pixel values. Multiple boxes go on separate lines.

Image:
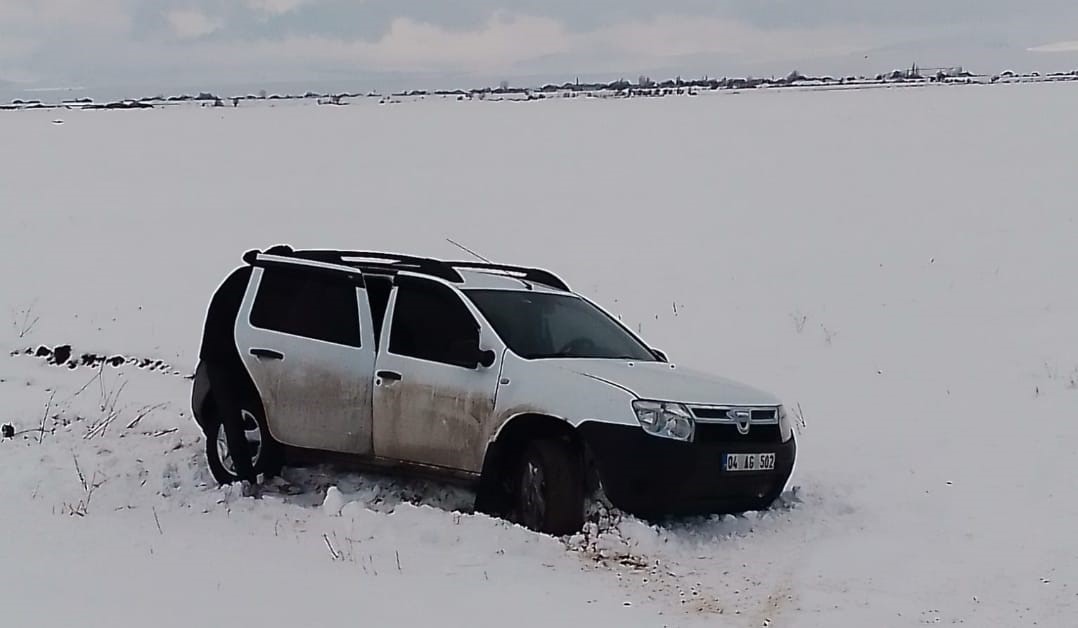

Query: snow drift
left=1, top=82, right=1076, bottom=626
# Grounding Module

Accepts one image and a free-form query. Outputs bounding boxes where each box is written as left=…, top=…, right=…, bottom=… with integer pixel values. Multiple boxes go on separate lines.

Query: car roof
left=242, top=247, right=573, bottom=294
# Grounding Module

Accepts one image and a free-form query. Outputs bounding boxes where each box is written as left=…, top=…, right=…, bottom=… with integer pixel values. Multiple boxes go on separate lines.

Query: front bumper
left=577, top=421, right=796, bottom=517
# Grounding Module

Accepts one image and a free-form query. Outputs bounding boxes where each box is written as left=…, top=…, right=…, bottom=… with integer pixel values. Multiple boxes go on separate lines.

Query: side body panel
left=235, top=267, right=378, bottom=455
left=371, top=280, right=505, bottom=473
left=484, top=352, right=640, bottom=445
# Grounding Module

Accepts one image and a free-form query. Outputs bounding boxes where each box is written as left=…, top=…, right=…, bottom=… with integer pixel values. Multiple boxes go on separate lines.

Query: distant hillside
left=4, top=64, right=1078, bottom=110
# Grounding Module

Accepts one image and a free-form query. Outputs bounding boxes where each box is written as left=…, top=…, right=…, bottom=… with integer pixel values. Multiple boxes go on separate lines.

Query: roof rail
left=243, top=247, right=464, bottom=283
left=241, top=247, right=569, bottom=291
left=242, top=244, right=294, bottom=264
left=307, top=250, right=464, bottom=283
left=446, top=261, right=570, bottom=292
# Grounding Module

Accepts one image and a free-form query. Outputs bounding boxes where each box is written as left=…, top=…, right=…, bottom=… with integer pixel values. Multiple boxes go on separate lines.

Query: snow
left=2, top=81, right=1077, bottom=626
left=322, top=485, right=346, bottom=515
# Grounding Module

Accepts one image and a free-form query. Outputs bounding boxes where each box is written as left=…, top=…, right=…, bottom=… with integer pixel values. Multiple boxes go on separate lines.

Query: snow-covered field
left=1, top=82, right=1076, bottom=627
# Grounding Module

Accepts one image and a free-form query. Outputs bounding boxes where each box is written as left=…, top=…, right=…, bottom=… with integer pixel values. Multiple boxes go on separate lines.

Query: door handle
left=250, top=348, right=285, bottom=360
left=376, top=370, right=402, bottom=382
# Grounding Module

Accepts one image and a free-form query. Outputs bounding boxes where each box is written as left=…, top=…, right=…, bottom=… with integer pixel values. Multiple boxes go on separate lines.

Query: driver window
left=389, top=279, right=480, bottom=368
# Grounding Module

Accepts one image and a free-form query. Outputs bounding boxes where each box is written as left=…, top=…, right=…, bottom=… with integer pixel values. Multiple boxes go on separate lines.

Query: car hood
left=557, top=359, right=781, bottom=407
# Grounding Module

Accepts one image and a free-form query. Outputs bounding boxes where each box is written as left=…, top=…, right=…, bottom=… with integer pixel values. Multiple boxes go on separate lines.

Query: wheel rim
left=215, top=410, right=262, bottom=477
left=520, top=460, right=546, bottom=530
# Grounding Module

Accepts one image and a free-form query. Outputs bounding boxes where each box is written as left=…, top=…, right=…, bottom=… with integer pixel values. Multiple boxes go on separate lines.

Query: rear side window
left=250, top=268, right=362, bottom=347
left=389, top=279, right=479, bottom=367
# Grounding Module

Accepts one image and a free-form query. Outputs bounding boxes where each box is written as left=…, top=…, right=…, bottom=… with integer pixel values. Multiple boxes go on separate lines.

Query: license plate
left=723, top=453, right=776, bottom=472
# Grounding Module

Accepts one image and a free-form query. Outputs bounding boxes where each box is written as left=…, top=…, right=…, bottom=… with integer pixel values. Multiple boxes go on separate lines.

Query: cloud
left=584, top=16, right=877, bottom=65
left=145, top=12, right=877, bottom=79
left=2, top=1, right=1077, bottom=88
left=244, top=0, right=318, bottom=17
left=1028, top=40, right=1078, bottom=52
left=0, top=0, right=132, bottom=32
left=367, top=13, right=568, bottom=72
left=167, top=9, right=223, bottom=40
left=156, top=13, right=568, bottom=74
left=0, top=36, right=38, bottom=62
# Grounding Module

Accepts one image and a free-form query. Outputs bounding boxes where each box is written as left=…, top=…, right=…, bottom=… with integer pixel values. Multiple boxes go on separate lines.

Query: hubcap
left=520, top=460, right=546, bottom=530
left=216, top=410, right=262, bottom=477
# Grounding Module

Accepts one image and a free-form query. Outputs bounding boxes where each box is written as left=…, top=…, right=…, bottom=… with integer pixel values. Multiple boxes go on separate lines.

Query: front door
left=372, top=276, right=501, bottom=472
left=236, top=266, right=377, bottom=455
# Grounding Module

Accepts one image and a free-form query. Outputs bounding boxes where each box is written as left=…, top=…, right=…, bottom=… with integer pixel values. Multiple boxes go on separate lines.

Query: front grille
left=695, top=423, right=782, bottom=444
left=751, top=409, right=776, bottom=421
left=690, top=407, right=778, bottom=421
left=692, top=407, right=730, bottom=420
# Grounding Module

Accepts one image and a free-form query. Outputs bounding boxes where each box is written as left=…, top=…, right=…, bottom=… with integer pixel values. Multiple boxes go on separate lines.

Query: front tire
left=515, top=439, right=585, bottom=535
left=205, top=403, right=282, bottom=485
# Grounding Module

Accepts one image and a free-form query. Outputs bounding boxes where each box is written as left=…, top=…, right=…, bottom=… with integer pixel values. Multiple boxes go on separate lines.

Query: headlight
left=778, top=404, right=793, bottom=442
left=632, top=400, right=695, bottom=442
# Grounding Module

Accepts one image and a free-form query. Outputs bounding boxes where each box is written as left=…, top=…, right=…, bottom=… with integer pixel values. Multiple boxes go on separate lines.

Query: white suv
left=191, top=247, right=796, bottom=534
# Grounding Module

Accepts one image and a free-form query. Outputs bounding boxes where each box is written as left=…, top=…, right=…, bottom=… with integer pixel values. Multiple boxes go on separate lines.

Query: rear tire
left=205, top=401, right=282, bottom=485
left=515, top=439, right=585, bottom=535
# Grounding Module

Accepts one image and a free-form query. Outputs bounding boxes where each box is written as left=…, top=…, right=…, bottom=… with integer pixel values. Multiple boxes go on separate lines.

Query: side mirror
left=451, top=338, right=497, bottom=369
left=651, top=348, right=669, bottom=363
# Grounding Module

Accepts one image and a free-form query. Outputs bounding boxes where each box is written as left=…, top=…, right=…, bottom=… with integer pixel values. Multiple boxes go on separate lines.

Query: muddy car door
left=235, top=265, right=377, bottom=454
left=372, top=275, right=502, bottom=472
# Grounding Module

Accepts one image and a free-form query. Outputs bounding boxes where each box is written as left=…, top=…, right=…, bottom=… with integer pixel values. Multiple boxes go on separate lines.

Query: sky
left=2, top=1, right=1078, bottom=94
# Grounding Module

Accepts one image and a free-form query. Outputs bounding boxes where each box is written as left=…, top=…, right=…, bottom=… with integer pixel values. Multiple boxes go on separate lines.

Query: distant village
left=4, top=65, right=1078, bottom=111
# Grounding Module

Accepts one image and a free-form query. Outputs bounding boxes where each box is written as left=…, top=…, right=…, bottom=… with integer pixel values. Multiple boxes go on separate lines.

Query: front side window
left=250, top=268, right=362, bottom=347
left=389, top=279, right=480, bottom=368
left=466, top=290, right=657, bottom=361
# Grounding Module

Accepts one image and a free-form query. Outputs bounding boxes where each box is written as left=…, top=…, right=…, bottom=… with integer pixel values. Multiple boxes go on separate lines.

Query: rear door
left=235, top=265, right=377, bottom=455
left=372, top=276, right=502, bottom=472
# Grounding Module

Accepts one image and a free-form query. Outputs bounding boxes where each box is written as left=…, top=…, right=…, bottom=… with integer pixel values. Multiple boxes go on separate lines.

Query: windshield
left=467, top=290, right=658, bottom=361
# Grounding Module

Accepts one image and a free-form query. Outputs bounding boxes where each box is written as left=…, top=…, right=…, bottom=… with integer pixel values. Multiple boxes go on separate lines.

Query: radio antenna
left=445, top=237, right=493, bottom=263
left=446, top=237, right=537, bottom=290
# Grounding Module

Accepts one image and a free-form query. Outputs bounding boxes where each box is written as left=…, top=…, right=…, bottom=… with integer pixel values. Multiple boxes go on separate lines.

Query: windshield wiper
left=544, top=351, right=649, bottom=360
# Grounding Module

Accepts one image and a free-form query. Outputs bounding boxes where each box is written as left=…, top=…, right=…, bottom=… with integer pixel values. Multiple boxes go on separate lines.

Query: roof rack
left=244, top=246, right=463, bottom=283
left=242, top=246, right=569, bottom=291
left=445, top=261, right=570, bottom=292
left=295, top=250, right=465, bottom=283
